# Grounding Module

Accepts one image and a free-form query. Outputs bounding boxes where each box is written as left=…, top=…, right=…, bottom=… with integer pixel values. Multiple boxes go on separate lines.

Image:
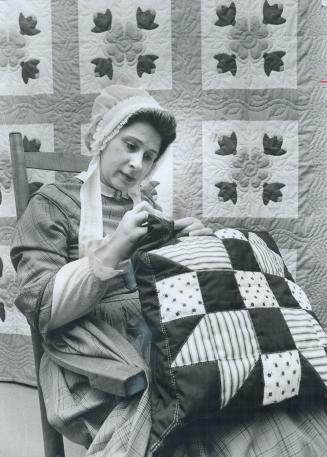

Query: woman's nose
left=129, top=151, right=143, bottom=170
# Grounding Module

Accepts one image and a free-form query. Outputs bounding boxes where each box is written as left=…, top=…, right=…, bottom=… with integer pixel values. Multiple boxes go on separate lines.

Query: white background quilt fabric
left=0, top=0, right=326, bottom=386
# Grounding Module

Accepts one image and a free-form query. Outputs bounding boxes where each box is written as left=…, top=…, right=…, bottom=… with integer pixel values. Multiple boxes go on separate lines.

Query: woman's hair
left=124, top=109, right=177, bottom=160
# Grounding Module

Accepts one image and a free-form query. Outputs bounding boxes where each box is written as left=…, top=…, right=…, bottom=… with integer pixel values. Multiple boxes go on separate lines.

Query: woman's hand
left=97, top=202, right=163, bottom=267
left=174, top=217, right=213, bottom=236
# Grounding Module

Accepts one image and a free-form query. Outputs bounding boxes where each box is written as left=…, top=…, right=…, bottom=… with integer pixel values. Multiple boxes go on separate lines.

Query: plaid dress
left=10, top=177, right=327, bottom=457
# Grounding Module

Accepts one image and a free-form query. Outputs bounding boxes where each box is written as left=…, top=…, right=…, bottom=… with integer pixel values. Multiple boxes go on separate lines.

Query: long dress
left=10, top=176, right=327, bottom=457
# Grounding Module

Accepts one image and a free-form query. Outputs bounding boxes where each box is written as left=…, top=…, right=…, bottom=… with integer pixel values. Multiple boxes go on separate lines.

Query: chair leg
left=38, top=385, right=65, bottom=457
left=31, top=328, right=65, bottom=457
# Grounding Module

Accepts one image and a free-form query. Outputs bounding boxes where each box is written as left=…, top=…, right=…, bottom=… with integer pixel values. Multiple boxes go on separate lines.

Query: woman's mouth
left=120, top=171, right=136, bottom=183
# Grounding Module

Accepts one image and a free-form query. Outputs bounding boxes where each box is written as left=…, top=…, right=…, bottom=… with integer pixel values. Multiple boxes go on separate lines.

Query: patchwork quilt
left=132, top=228, right=327, bottom=452
left=0, top=0, right=326, bottom=387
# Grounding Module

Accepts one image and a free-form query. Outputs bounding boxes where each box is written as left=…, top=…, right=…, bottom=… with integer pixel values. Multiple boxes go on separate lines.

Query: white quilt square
left=201, top=0, right=298, bottom=89
left=78, top=0, right=172, bottom=93
left=157, top=272, right=206, bottom=323
left=234, top=271, right=279, bottom=308
left=262, top=350, right=300, bottom=405
left=202, top=120, right=298, bottom=218
left=0, top=0, right=53, bottom=95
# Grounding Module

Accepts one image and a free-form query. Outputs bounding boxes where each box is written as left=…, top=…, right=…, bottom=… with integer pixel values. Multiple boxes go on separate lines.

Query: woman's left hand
left=174, top=217, right=213, bottom=236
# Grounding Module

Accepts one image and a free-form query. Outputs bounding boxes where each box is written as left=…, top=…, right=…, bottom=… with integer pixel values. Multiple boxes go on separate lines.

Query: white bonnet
left=78, top=84, right=174, bottom=257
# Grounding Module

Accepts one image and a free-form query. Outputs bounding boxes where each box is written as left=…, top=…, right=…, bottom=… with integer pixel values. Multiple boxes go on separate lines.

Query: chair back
left=9, top=131, right=91, bottom=457
left=9, top=132, right=91, bottom=218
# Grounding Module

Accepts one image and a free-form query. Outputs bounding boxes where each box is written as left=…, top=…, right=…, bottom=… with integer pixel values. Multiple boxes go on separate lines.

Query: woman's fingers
left=134, top=210, right=149, bottom=226
left=189, top=227, right=213, bottom=236
left=133, top=201, right=163, bottom=217
left=175, top=217, right=212, bottom=236
left=174, top=217, right=195, bottom=231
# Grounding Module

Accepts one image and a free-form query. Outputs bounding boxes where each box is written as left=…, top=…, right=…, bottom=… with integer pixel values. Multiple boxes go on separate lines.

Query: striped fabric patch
left=286, top=279, right=312, bottom=311
left=172, top=310, right=260, bottom=406
left=301, top=348, right=327, bottom=385
left=307, top=313, right=327, bottom=348
left=281, top=308, right=327, bottom=385
left=151, top=236, right=232, bottom=271
left=249, top=233, right=285, bottom=277
left=218, top=355, right=258, bottom=408
left=281, top=308, right=323, bottom=350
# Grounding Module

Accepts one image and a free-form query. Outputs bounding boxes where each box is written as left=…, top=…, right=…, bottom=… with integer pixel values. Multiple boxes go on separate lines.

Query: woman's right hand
left=96, top=202, right=162, bottom=268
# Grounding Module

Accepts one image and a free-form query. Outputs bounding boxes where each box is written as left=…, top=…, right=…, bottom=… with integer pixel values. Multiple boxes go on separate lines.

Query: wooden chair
left=9, top=132, right=147, bottom=457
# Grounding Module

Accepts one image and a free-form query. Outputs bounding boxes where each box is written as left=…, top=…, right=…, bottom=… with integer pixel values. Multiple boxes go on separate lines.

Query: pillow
left=132, top=227, right=327, bottom=453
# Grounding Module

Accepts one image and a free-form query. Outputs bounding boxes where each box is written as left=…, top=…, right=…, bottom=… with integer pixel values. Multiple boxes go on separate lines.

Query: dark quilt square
left=249, top=308, right=296, bottom=353
left=223, top=358, right=263, bottom=418
left=164, top=314, right=204, bottom=361
left=223, top=239, right=261, bottom=272
left=265, top=274, right=300, bottom=308
left=197, top=270, right=245, bottom=312
left=174, top=361, right=221, bottom=420
left=296, top=354, right=327, bottom=407
left=148, top=252, right=191, bottom=281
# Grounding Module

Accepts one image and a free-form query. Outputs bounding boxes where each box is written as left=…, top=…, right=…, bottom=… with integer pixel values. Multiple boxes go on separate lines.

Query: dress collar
left=100, top=181, right=130, bottom=200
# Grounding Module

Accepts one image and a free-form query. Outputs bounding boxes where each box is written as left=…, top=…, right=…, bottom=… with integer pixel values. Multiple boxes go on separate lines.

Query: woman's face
left=100, top=121, right=162, bottom=191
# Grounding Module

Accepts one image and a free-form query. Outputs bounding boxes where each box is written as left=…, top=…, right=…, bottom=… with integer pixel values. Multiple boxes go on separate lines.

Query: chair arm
left=42, top=344, right=147, bottom=397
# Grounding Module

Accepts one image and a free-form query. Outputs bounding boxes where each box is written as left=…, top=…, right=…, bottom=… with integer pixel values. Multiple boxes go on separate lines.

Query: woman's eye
left=144, top=152, right=155, bottom=162
left=126, top=142, right=136, bottom=151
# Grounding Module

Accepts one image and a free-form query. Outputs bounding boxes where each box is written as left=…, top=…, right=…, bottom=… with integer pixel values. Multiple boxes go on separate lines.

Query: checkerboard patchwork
left=132, top=228, right=327, bottom=452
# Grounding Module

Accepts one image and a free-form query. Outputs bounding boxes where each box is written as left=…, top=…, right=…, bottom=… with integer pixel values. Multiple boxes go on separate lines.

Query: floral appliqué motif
left=0, top=29, right=28, bottom=70
left=214, top=132, right=287, bottom=206
left=91, top=7, right=160, bottom=80
left=228, top=17, right=270, bottom=63
left=231, top=148, right=271, bottom=192
left=104, top=21, right=146, bottom=67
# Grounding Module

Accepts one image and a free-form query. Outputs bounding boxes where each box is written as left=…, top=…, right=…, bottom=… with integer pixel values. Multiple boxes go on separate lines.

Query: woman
left=11, top=85, right=327, bottom=457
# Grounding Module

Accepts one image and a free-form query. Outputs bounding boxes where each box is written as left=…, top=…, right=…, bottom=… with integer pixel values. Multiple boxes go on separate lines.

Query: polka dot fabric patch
left=262, top=350, right=301, bottom=406
left=214, top=228, right=248, bottom=241
left=157, top=272, right=206, bottom=323
left=286, top=279, right=312, bottom=310
left=234, top=271, right=279, bottom=308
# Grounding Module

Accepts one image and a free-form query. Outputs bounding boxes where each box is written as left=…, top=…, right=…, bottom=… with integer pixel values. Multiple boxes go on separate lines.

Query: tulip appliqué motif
left=215, top=2, right=236, bottom=27
left=91, top=7, right=160, bottom=80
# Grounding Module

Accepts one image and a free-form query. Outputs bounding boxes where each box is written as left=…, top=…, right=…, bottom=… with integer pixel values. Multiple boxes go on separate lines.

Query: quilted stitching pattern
left=133, top=228, right=327, bottom=451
